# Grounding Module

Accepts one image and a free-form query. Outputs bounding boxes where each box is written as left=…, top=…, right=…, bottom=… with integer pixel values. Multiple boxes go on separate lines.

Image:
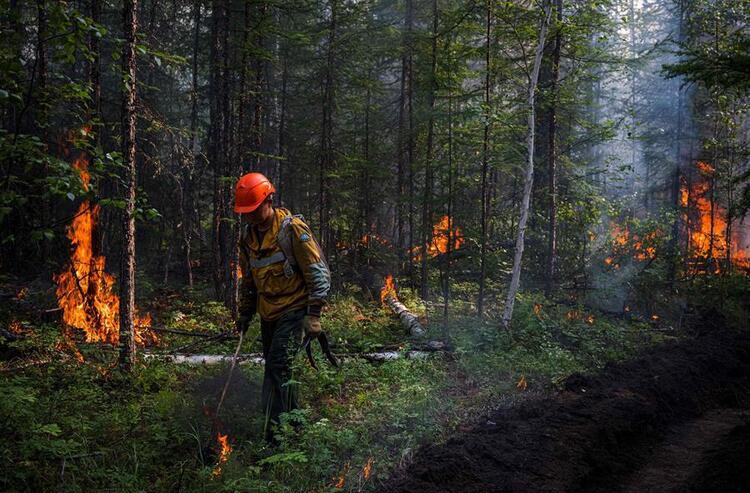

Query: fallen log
left=144, top=326, right=224, bottom=338
left=143, top=348, right=449, bottom=366
left=384, top=296, right=426, bottom=338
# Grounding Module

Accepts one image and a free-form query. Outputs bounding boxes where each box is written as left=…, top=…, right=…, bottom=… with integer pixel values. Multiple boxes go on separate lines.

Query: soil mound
left=383, top=330, right=750, bottom=493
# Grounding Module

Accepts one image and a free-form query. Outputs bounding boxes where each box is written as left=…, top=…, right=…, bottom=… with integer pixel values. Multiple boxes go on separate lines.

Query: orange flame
left=334, top=462, right=350, bottom=488
left=54, top=156, right=156, bottom=351
left=696, top=160, right=714, bottom=175
left=681, top=162, right=750, bottom=273
left=9, top=320, right=24, bottom=334
left=362, top=457, right=374, bottom=480
left=412, top=215, right=464, bottom=262
left=211, top=433, right=232, bottom=477
left=605, top=223, right=661, bottom=266
left=14, top=287, right=28, bottom=301
left=516, top=374, right=528, bottom=391
left=380, top=275, right=398, bottom=305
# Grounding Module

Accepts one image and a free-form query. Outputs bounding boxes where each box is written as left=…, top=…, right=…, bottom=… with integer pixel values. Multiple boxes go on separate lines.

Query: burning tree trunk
left=119, top=0, right=138, bottom=369
left=501, top=3, right=552, bottom=329
left=381, top=275, right=425, bottom=338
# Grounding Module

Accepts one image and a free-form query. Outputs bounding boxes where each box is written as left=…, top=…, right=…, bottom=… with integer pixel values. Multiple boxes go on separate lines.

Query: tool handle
left=215, top=330, right=244, bottom=419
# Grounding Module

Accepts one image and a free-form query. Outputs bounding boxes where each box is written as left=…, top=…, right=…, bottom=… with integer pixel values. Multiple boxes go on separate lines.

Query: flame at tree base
left=54, top=156, right=156, bottom=353
left=380, top=274, right=398, bottom=305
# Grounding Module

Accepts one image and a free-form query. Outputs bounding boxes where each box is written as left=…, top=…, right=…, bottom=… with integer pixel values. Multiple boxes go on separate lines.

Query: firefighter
left=234, top=172, right=331, bottom=440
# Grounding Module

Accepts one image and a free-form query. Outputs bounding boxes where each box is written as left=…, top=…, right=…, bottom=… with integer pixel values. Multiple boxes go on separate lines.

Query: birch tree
left=501, top=2, right=552, bottom=329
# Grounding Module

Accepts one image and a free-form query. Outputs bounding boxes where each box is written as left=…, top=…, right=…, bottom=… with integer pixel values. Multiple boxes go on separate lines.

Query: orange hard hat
left=234, top=172, right=275, bottom=213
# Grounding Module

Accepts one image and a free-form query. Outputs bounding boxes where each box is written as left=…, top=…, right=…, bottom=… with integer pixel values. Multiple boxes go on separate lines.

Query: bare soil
left=383, top=330, right=750, bottom=493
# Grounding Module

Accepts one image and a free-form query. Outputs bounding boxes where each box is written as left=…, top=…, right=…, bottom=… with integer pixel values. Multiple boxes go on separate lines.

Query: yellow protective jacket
left=238, top=207, right=331, bottom=321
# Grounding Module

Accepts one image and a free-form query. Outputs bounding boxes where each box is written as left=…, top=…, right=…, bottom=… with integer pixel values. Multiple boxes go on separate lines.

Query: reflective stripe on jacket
left=238, top=207, right=330, bottom=321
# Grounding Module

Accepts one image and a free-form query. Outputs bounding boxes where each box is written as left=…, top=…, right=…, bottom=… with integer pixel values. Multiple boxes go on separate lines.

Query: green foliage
left=0, top=289, right=667, bottom=492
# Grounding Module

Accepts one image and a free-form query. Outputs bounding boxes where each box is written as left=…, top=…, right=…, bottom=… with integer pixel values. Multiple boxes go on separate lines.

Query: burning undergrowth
left=190, top=367, right=263, bottom=470
left=54, top=155, right=156, bottom=357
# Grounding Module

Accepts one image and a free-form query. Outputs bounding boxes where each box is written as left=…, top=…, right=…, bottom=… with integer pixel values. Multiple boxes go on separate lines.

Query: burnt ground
left=383, top=329, right=750, bottom=493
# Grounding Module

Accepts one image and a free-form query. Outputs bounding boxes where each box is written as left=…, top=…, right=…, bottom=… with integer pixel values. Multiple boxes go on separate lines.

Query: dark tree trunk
left=319, top=0, right=337, bottom=252
left=396, top=0, right=413, bottom=275
left=119, top=0, right=139, bottom=369
left=545, top=0, right=562, bottom=298
left=420, top=0, right=438, bottom=300
left=277, top=56, right=288, bottom=207
left=478, top=2, right=491, bottom=317
left=443, top=93, right=454, bottom=320
left=184, top=0, right=201, bottom=289
left=89, top=0, right=102, bottom=125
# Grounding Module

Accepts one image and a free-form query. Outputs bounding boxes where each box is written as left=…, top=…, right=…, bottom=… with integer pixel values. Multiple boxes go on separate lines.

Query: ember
left=54, top=155, right=156, bottom=351
left=8, top=320, right=24, bottom=334
left=14, top=287, right=28, bottom=300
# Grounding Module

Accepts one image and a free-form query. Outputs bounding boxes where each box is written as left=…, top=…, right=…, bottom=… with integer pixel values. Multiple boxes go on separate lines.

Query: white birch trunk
left=501, top=3, right=553, bottom=329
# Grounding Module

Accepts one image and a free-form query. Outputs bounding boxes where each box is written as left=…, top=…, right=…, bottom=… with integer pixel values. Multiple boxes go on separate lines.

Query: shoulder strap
left=276, top=214, right=305, bottom=277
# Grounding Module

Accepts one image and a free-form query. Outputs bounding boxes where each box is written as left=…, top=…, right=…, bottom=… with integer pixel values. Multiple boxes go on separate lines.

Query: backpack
left=243, top=213, right=328, bottom=278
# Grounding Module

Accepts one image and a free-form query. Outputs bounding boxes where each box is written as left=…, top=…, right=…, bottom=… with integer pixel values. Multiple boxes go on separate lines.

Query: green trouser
left=260, top=307, right=304, bottom=440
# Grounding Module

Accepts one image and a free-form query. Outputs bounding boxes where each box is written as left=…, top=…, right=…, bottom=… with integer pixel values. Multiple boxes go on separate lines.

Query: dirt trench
left=382, top=330, right=750, bottom=493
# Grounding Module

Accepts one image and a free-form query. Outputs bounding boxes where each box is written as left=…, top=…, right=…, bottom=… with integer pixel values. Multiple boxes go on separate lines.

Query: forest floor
left=2, top=275, right=748, bottom=492
left=384, top=323, right=750, bottom=493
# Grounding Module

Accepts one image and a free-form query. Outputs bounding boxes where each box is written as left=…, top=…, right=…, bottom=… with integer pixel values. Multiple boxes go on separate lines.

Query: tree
left=501, top=2, right=552, bottom=329
left=119, top=0, right=139, bottom=369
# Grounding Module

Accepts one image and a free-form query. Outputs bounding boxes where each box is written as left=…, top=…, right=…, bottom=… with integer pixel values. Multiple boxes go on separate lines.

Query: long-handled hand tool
left=215, top=330, right=244, bottom=420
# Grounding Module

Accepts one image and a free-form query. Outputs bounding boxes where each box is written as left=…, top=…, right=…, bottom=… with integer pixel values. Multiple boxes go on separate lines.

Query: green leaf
left=36, top=423, right=62, bottom=436
left=257, top=451, right=308, bottom=466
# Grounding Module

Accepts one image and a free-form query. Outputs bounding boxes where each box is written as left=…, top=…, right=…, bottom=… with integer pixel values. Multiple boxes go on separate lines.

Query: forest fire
left=412, top=215, right=464, bottom=261
left=603, top=223, right=661, bottom=268
left=54, top=156, right=155, bottom=349
left=681, top=162, right=750, bottom=273
left=211, top=433, right=232, bottom=477
left=380, top=274, right=398, bottom=304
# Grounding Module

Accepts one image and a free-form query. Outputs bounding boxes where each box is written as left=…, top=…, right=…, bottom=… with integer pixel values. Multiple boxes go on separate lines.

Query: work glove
left=236, top=313, right=253, bottom=335
left=303, top=315, right=322, bottom=338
